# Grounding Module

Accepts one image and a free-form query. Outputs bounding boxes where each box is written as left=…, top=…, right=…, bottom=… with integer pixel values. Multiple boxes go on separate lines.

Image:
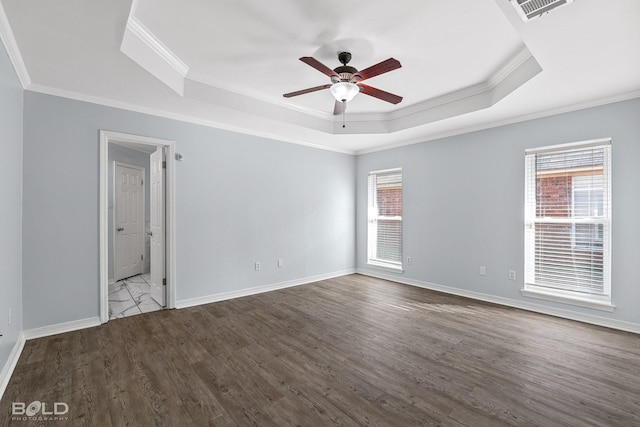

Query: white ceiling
left=1, top=0, right=639, bottom=153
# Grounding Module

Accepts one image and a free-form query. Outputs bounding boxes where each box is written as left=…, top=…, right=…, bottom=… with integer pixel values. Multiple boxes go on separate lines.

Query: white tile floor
left=108, top=273, right=163, bottom=319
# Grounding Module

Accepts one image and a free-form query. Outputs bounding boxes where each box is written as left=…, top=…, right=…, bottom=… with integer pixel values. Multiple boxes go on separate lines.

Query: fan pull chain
left=342, top=100, right=347, bottom=128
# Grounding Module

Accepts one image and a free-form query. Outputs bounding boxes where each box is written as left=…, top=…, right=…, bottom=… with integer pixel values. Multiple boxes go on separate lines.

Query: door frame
left=99, top=130, right=176, bottom=323
left=148, top=147, right=166, bottom=306
left=113, top=161, right=145, bottom=282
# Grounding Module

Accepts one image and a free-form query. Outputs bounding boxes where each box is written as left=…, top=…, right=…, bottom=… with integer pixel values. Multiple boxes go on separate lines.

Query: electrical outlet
left=509, top=270, right=516, bottom=281
left=254, top=262, right=261, bottom=271
left=479, top=266, right=487, bottom=276
left=277, top=259, right=284, bottom=268
left=407, top=256, right=412, bottom=265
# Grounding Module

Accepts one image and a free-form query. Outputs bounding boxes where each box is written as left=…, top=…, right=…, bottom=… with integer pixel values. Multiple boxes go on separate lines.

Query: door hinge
left=163, top=278, right=166, bottom=286
left=141, top=179, right=144, bottom=185
left=162, top=161, right=166, bottom=169
left=141, top=254, right=144, bottom=261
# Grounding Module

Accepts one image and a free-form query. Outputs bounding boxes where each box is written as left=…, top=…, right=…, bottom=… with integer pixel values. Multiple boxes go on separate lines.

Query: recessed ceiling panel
left=131, top=0, right=528, bottom=115
left=2, top=0, right=639, bottom=152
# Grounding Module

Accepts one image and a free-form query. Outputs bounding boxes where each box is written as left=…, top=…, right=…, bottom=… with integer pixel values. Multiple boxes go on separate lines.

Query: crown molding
left=487, top=46, right=535, bottom=90
left=183, top=78, right=335, bottom=133
left=0, top=1, right=31, bottom=88
left=125, top=16, right=188, bottom=76
left=380, top=47, right=541, bottom=122
left=121, top=15, right=188, bottom=95
left=330, top=47, right=542, bottom=135
left=186, top=70, right=336, bottom=121
left=26, top=82, right=639, bottom=159
left=180, top=47, right=542, bottom=137
left=25, top=83, right=357, bottom=155
left=121, top=7, right=543, bottom=138
left=356, top=89, right=640, bottom=155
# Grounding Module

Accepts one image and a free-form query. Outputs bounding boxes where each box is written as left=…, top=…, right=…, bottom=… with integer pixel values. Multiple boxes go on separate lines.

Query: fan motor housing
left=333, top=52, right=358, bottom=82
left=334, top=65, right=357, bottom=75
left=333, top=66, right=358, bottom=83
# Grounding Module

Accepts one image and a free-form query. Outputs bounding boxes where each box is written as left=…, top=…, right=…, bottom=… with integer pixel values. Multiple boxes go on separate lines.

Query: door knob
left=117, top=227, right=124, bottom=231
left=147, top=231, right=153, bottom=236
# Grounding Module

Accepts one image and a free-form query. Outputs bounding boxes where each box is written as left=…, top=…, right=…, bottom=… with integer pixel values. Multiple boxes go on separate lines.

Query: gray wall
left=22, top=91, right=355, bottom=329
left=0, top=42, right=23, bottom=368
left=18, top=81, right=640, bottom=331
left=108, top=144, right=151, bottom=280
left=357, top=97, right=640, bottom=326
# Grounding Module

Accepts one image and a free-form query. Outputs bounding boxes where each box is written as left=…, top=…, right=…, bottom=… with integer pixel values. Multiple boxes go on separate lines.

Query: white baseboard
left=22, top=317, right=102, bottom=340
left=176, top=269, right=356, bottom=309
left=0, top=332, right=26, bottom=401
left=356, top=269, right=640, bottom=335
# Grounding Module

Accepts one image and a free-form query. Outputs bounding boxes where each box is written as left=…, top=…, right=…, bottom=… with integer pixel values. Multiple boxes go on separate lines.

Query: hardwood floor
left=2, top=274, right=640, bottom=426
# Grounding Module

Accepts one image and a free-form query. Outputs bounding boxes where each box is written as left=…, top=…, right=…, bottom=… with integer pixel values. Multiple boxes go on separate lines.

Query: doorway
left=100, top=131, right=176, bottom=323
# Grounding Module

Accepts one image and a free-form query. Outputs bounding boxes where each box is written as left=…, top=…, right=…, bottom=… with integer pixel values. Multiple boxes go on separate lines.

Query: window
left=524, top=139, right=612, bottom=310
left=368, top=168, right=402, bottom=270
left=571, top=175, right=604, bottom=250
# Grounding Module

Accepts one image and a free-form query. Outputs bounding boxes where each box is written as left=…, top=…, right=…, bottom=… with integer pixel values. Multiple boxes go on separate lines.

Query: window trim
left=367, top=168, right=403, bottom=271
left=521, top=287, right=615, bottom=312
left=523, top=138, right=613, bottom=310
left=523, top=138, right=611, bottom=156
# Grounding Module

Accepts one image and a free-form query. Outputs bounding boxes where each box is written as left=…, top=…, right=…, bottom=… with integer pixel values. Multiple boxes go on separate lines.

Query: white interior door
left=114, top=163, right=145, bottom=281
left=149, top=147, right=165, bottom=306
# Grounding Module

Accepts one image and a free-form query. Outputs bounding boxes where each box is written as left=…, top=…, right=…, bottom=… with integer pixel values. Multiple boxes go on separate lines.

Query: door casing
left=99, top=130, right=176, bottom=323
left=149, top=147, right=165, bottom=306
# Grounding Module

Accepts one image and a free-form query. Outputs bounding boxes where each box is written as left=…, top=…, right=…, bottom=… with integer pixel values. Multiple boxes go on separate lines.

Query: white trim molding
left=183, top=47, right=543, bottom=137
left=23, top=77, right=640, bottom=158
left=176, top=270, right=356, bottom=309
left=118, top=6, right=543, bottom=139
left=356, top=269, right=640, bottom=335
left=0, top=333, right=25, bottom=401
left=355, top=89, right=640, bottom=155
left=22, top=317, right=101, bottom=340
left=120, top=15, right=188, bottom=95
left=100, top=130, right=177, bottom=323
left=521, top=287, right=615, bottom=312
left=26, top=83, right=356, bottom=155
left=0, top=1, right=31, bottom=88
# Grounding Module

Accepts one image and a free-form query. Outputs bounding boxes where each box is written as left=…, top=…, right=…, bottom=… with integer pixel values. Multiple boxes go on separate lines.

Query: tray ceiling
left=1, top=0, right=639, bottom=153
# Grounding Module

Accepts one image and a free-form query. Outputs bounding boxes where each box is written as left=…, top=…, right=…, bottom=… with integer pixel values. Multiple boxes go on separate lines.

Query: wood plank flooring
left=2, top=274, right=640, bottom=426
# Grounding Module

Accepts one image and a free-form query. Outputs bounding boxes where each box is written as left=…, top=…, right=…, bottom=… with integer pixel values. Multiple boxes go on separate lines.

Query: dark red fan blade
left=299, top=57, right=339, bottom=78
left=333, top=100, right=346, bottom=115
left=352, top=58, right=401, bottom=82
left=283, top=84, right=332, bottom=98
left=358, top=84, right=403, bottom=104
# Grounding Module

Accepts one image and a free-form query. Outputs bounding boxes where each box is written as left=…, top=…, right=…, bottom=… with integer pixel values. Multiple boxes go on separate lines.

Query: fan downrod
left=334, top=52, right=357, bottom=77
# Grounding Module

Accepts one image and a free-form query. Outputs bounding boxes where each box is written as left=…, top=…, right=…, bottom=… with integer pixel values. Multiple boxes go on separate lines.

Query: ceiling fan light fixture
left=330, top=82, right=360, bottom=103
left=283, top=54, right=402, bottom=114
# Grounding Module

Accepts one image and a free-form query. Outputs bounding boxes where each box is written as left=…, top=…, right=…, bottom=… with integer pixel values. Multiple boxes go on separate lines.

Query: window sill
left=521, top=286, right=615, bottom=312
left=367, top=261, right=403, bottom=274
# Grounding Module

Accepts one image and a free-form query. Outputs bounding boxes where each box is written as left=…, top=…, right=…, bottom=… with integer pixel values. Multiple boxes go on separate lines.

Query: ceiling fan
left=283, top=52, right=403, bottom=116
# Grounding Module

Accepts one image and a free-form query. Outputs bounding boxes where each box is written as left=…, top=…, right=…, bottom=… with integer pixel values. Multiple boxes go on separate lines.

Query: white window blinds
left=368, top=169, right=402, bottom=270
left=524, top=140, right=611, bottom=299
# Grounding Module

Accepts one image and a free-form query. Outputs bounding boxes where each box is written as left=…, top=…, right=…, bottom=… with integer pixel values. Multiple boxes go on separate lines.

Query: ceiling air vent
left=511, top=0, right=574, bottom=21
